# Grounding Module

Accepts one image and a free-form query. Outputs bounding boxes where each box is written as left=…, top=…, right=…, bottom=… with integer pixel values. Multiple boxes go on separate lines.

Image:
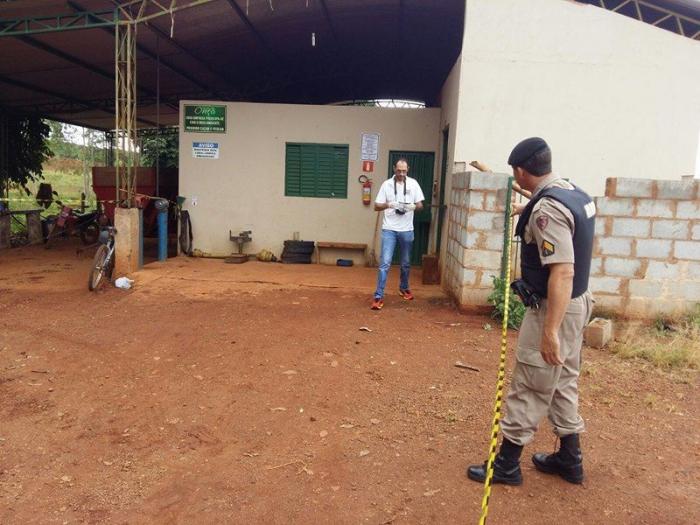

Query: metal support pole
left=0, top=113, right=8, bottom=203
left=115, top=17, right=138, bottom=208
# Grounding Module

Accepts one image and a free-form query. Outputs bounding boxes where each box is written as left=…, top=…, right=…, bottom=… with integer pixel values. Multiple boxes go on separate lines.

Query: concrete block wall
left=591, top=177, right=700, bottom=317
left=443, top=171, right=510, bottom=308
left=442, top=173, right=700, bottom=319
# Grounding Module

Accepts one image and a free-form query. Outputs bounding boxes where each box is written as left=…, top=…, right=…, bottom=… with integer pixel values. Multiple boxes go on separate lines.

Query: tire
left=80, top=222, right=100, bottom=245
left=88, top=244, right=110, bottom=291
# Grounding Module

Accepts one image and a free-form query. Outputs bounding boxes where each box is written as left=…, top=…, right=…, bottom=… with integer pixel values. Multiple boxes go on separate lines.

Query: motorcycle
left=43, top=205, right=101, bottom=248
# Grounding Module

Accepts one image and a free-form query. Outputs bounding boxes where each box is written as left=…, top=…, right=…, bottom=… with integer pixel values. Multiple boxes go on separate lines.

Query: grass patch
left=6, top=167, right=98, bottom=234
left=609, top=306, right=700, bottom=370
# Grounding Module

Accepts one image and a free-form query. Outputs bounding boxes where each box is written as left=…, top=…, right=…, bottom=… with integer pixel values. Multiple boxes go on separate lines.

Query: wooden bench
left=316, top=241, right=368, bottom=265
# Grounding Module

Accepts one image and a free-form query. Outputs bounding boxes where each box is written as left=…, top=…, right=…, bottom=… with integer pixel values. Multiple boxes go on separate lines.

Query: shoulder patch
left=535, top=215, right=549, bottom=231
left=542, top=240, right=555, bottom=257
left=584, top=201, right=596, bottom=219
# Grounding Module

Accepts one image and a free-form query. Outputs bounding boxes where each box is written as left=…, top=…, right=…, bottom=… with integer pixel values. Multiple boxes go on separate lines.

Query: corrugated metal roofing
left=0, top=0, right=465, bottom=130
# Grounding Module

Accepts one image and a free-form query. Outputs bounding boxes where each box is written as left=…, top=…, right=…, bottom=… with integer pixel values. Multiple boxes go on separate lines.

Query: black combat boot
left=466, top=438, right=523, bottom=486
left=532, top=433, right=584, bottom=484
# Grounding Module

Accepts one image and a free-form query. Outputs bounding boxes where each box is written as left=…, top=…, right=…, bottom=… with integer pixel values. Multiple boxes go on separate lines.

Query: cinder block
left=466, top=171, right=509, bottom=191
left=676, top=202, right=700, bottom=220
left=656, top=179, right=698, bottom=200
left=479, top=269, right=500, bottom=287
left=457, top=266, right=478, bottom=286
left=488, top=190, right=508, bottom=213
left=584, top=318, right=613, bottom=349
left=692, top=223, right=700, bottom=241
left=605, top=257, right=641, bottom=277
left=595, top=218, right=606, bottom=236
left=652, top=220, right=689, bottom=240
left=674, top=241, right=700, bottom=261
left=597, top=237, right=632, bottom=256
left=588, top=276, right=622, bottom=294
left=687, top=262, right=700, bottom=279
left=594, top=294, right=624, bottom=312
left=629, top=279, right=664, bottom=298
left=468, top=191, right=486, bottom=210
left=590, top=257, right=603, bottom=276
left=612, top=218, right=650, bottom=238
left=636, top=239, right=672, bottom=259
left=467, top=211, right=500, bottom=231
left=645, top=260, right=680, bottom=280
left=614, top=178, right=654, bottom=198
left=462, top=249, right=502, bottom=269
left=485, top=232, right=505, bottom=251
left=636, top=199, right=674, bottom=219
left=668, top=281, right=700, bottom=302
left=458, top=285, right=490, bottom=307
left=493, top=215, right=505, bottom=231
left=594, top=197, right=635, bottom=217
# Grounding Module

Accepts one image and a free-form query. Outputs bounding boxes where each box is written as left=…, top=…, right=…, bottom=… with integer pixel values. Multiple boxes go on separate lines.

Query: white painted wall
left=436, top=56, right=463, bottom=260
left=179, top=102, right=440, bottom=258
left=453, top=0, right=700, bottom=196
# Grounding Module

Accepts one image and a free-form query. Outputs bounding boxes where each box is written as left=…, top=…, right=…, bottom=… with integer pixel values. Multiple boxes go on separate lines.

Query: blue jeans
left=374, top=229, right=414, bottom=299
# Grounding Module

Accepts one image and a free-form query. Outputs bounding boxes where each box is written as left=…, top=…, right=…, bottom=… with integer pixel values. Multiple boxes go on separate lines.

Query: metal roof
left=0, top=0, right=465, bottom=130
left=578, top=0, right=700, bottom=38
left=0, top=1, right=697, bottom=131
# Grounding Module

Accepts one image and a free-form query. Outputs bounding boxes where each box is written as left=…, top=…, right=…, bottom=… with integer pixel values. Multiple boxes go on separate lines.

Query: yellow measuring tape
left=478, top=211, right=515, bottom=525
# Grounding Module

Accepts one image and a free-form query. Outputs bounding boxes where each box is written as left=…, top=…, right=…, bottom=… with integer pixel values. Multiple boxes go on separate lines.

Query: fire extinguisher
left=358, top=175, right=372, bottom=206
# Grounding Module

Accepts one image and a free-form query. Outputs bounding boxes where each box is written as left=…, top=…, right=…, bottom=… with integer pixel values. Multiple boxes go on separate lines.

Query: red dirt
left=1, top=241, right=698, bottom=524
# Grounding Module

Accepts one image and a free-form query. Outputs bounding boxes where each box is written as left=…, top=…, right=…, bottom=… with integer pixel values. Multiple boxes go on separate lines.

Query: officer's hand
left=540, top=330, right=564, bottom=366
left=511, top=202, right=526, bottom=216
left=387, top=202, right=399, bottom=209
left=405, top=203, right=416, bottom=211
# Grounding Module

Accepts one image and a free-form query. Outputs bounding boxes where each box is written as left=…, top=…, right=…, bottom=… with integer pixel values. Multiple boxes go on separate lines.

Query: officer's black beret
left=507, top=137, right=550, bottom=167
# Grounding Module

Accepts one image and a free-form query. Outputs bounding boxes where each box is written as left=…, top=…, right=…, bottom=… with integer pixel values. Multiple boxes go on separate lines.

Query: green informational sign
left=184, top=104, right=226, bottom=133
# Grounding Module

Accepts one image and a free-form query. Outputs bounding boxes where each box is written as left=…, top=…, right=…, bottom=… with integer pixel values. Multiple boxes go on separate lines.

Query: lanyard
left=393, top=176, right=407, bottom=201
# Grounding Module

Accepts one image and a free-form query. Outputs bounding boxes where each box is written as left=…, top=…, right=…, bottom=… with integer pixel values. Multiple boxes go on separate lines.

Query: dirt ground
left=1, top=241, right=698, bottom=525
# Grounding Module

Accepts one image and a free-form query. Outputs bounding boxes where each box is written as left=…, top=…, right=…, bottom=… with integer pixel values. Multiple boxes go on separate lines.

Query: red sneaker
left=370, top=297, right=384, bottom=310
left=399, top=289, right=414, bottom=301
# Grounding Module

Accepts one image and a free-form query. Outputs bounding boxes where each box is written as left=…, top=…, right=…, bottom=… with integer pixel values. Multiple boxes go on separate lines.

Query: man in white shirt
left=371, top=158, right=425, bottom=310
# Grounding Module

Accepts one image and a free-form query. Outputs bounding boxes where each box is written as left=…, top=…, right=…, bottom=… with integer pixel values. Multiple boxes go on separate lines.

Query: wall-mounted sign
left=362, top=160, right=375, bottom=172
left=361, top=132, right=380, bottom=161
left=184, top=104, right=226, bottom=133
left=192, top=142, right=220, bottom=159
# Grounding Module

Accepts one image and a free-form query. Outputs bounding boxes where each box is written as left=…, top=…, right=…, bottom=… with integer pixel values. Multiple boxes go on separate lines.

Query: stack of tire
left=281, top=240, right=315, bottom=264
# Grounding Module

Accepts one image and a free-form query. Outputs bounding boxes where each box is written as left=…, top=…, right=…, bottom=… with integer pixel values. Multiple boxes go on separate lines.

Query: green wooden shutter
left=285, top=143, right=348, bottom=198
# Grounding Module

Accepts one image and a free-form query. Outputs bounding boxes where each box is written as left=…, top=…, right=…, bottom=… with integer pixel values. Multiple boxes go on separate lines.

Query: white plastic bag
left=114, top=277, right=134, bottom=290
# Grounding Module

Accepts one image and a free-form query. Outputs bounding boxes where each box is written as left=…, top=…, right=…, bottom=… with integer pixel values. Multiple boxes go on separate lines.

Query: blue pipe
left=138, top=208, right=144, bottom=269
left=157, top=207, right=168, bottom=261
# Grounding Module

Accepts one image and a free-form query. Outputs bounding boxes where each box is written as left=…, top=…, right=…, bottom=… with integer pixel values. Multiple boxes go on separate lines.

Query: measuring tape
left=478, top=211, right=515, bottom=525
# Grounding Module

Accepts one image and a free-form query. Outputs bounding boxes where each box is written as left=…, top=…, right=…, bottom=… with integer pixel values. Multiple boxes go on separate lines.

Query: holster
left=510, top=279, right=542, bottom=309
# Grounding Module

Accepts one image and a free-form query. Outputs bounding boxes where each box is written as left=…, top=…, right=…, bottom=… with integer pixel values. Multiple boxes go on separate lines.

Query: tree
left=0, top=112, right=53, bottom=197
left=139, top=128, right=179, bottom=169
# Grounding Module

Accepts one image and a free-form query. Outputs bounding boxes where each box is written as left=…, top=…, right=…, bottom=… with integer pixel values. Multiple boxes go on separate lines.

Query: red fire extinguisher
left=359, top=175, right=372, bottom=206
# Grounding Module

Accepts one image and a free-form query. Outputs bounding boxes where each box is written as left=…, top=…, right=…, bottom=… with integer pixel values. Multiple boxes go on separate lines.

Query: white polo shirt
left=375, top=176, right=425, bottom=232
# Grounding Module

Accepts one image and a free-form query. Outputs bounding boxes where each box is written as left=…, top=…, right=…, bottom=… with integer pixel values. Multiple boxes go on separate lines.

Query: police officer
left=467, top=137, right=595, bottom=486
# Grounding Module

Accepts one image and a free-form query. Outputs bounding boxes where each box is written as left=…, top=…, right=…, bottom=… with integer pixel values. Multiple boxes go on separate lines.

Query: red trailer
left=91, top=167, right=178, bottom=235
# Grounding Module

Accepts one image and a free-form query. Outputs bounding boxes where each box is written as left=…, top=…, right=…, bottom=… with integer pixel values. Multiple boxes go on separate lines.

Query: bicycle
left=88, top=226, right=116, bottom=291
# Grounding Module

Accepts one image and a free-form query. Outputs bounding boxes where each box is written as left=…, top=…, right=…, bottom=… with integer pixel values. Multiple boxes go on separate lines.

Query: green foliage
left=140, top=128, right=179, bottom=168
left=487, top=276, right=526, bottom=330
left=1, top=113, right=53, bottom=193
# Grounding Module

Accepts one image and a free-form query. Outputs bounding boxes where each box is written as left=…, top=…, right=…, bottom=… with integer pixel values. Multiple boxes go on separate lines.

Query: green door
left=388, top=150, right=435, bottom=266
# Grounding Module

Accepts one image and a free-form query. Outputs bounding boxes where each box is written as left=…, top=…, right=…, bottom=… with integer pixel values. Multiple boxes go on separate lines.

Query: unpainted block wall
left=591, top=177, right=700, bottom=317
left=443, top=173, right=700, bottom=319
left=443, top=171, right=509, bottom=308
